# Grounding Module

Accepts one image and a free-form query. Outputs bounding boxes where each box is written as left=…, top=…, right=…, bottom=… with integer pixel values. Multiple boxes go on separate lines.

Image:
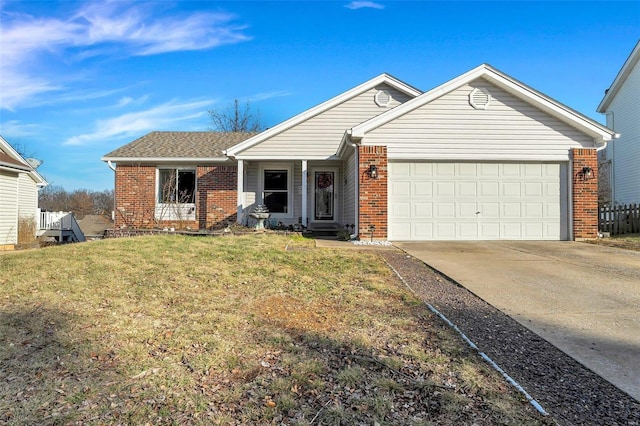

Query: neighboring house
left=597, top=40, right=640, bottom=206
left=103, top=64, right=615, bottom=241
left=0, top=135, right=48, bottom=249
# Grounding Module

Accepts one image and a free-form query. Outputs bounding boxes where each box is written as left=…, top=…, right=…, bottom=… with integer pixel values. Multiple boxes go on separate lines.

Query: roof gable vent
left=374, top=89, right=392, bottom=107
left=469, top=87, right=491, bottom=110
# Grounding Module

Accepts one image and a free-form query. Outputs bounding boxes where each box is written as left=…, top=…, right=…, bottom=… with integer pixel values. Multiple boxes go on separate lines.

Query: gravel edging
left=380, top=250, right=640, bottom=426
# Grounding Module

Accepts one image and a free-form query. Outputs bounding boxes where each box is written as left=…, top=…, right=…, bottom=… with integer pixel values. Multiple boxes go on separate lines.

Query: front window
left=158, top=169, right=196, bottom=203
left=263, top=169, right=289, bottom=214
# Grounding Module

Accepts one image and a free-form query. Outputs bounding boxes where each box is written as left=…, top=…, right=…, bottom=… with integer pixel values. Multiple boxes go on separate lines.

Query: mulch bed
left=380, top=250, right=640, bottom=426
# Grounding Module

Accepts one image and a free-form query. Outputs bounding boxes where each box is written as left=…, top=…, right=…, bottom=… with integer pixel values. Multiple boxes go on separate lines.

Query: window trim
left=155, top=166, right=197, bottom=221
left=259, top=163, right=294, bottom=219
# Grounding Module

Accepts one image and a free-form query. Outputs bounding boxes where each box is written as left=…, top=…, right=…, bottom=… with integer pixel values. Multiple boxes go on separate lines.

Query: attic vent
left=374, top=89, right=392, bottom=107
left=469, top=88, right=491, bottom=110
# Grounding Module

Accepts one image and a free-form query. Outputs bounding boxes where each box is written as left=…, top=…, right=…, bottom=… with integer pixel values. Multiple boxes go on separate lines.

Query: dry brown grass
left=0, top=234, right=551, bottom=425
left=587, top=233, right=640, bottom=251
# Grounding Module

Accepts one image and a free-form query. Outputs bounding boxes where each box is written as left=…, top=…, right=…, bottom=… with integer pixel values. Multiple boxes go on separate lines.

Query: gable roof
left=597, top=39, right=640, bottom=113
left=350, top=64, right=616, bottom=144
left=102, top=131, right=258, bottom=162
left=0, top=135, right=48, bottom=185
left=224, top=73, right=423, bottom=157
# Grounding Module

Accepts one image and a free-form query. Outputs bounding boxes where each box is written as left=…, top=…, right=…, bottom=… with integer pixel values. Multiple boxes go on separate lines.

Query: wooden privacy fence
left=599, top=203, right=640, bottom=236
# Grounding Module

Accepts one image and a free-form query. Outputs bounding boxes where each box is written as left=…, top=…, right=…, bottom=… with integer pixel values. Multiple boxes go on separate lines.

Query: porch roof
left=102, top=131, right=257, bottom=162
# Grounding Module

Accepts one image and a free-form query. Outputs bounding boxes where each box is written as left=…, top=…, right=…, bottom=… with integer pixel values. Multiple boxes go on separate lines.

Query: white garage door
left=388, top=162, right=568, bottom=240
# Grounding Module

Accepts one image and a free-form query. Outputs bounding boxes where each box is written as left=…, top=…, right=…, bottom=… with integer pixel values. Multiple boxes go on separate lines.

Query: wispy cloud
left=345, top=1, right=385, bottom=10
left=63, top=99, right=214, bottom=146
left=0, top=2, right=251, bottom=110
left=247, top=91, right=293, bottom=102
left=115, top=95, right=149, bottom=108
left=0, top=120, right=42, bottom=138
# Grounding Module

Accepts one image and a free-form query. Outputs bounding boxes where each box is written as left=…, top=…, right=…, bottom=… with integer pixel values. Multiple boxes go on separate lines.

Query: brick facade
left=114, top=164, right=237, bottom=230
left=358, top=146, right=387, bottom=239
left=571, top=148, right=599, bottom=239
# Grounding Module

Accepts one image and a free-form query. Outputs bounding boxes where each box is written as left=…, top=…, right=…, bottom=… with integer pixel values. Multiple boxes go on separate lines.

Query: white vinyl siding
left=241, top=85, right=413, bottom=158
left=0, top=170, right=18, bottom=245
left=17, top=173, right=38, bottom=217
left=388, top=161, right=568, bottom=241
left=342, top=149, right=356, bottom=227
left=363, top=79, right=593, bottom=162
left=602, top=59, right=640, bottom=204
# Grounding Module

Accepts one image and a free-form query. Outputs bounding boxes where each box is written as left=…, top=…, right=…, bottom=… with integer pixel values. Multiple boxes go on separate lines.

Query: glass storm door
left=314, top=171, right=334, bottom=220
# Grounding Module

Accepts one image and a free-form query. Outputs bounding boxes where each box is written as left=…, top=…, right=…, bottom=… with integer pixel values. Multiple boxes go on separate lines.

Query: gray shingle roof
left=102, top=131, right=258, bottom=160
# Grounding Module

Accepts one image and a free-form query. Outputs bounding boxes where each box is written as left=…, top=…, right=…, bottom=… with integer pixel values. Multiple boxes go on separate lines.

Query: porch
left=38, top=209, right=86, bottom=243
left=236, top=159, right=356, bottom=237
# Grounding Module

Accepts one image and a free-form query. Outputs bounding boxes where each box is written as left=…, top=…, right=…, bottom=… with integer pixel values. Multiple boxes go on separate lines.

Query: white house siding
left=241, top=84, right=414, bottom=158
left=602, top=59, right=640, bottom=204
left=342, top=149, right=356, bottom=227
left=17, top=173, right=38, bottom=222
left=0, top=170, right=18, bottom=245
left=362, top=79, right=594, bottom=161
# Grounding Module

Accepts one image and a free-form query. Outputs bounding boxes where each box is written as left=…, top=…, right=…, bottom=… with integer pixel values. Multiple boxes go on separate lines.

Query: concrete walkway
left=394, top=241, right=640, bottom=402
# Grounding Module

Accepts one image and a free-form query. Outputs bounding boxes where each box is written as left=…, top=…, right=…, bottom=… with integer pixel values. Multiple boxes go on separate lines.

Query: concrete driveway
left=394, top=241, right=640, bottom=401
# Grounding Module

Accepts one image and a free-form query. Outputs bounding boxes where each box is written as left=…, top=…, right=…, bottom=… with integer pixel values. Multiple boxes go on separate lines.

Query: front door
left=314, top=171, right=334, bottom=221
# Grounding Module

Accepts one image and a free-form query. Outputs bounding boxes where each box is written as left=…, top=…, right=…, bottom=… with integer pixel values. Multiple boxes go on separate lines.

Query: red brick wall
left=114, top=164, right=237, bottom=230
left=572, top=148, right=598, bottom=239
left=114, top=164, right=156, bottom=228
left=197, top=165, right=237, bottom=229
left=358, top=146, right=387, bottom=239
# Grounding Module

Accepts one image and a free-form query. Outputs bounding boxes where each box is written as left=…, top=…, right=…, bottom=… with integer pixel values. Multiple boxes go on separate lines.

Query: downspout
left=107, top=161, right=116, bottom=222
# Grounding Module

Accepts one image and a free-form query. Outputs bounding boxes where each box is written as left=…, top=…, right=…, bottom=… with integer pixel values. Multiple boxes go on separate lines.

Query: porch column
left=236, top=159, right=244, bottom=223
left=301, top=160, right=308, bottom=227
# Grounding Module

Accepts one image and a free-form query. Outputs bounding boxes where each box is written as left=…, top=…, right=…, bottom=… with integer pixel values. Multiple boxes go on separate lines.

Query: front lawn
left=0, top=235, right=550, bottom=425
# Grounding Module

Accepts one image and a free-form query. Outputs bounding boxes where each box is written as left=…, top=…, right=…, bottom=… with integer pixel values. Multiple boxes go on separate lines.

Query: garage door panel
left=480, top=163, right=499, bottom=176
left=479, top=182, right=499, bottom=197
left=436, top=163, right=456, bottom=176
left=436, top=203, right=455, bottom=217
left=391, top=202, right=411, bottom=218
left=413, top=181, right=433, bottom=197
left=458, top=181, right=477, bottom=197
left=458, top=202, right=478, bottom=217
left=436, top=182, right=455, bottom=197
left=414, top=222, right=433, bottom=239
left=414, top=163, right=433, bottom=177
left=480, top=222, right=500, bottom=239
left=502, top=203, right=521, bottom=217
left=457, top=163, right=477, bottom=176
left=390, top=181, right=411, bottom=197
left=458, top=222, right=478, bottom=238
left=479, top=202, right=499, bottom=218
left=390, top=162, right=411, bottom=177
left=524, top=202, right=544, bottom=218
left=524, top=182, right=543, bottom=197
left=389, top=162, right=566, bottom=241
left=413, top=202, right=433, bottom=218
left=502, top=182, right=521, bottom=197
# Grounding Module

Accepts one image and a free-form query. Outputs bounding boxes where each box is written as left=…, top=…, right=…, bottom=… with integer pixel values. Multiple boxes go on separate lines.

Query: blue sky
left=0, top=1, right=638, bottom=191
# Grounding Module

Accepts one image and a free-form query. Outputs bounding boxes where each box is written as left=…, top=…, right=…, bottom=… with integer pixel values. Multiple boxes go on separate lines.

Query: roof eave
left=101, top=156, right=232, bottom=163
left=597, top=40, right=640, bottom=113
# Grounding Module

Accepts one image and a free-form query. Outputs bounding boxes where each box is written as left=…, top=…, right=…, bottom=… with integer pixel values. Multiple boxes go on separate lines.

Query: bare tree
left=208, top=99, right=264, bottom=132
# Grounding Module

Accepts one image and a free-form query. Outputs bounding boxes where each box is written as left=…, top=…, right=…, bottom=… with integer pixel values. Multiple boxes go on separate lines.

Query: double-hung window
left=156, top=168, right=196, bottom=221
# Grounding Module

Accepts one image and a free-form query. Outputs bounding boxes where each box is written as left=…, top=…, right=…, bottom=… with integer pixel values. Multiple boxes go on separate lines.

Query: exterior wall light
left=580, top=166, right=595, bottom=181
left=369, top=164, right=378, bottom=179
